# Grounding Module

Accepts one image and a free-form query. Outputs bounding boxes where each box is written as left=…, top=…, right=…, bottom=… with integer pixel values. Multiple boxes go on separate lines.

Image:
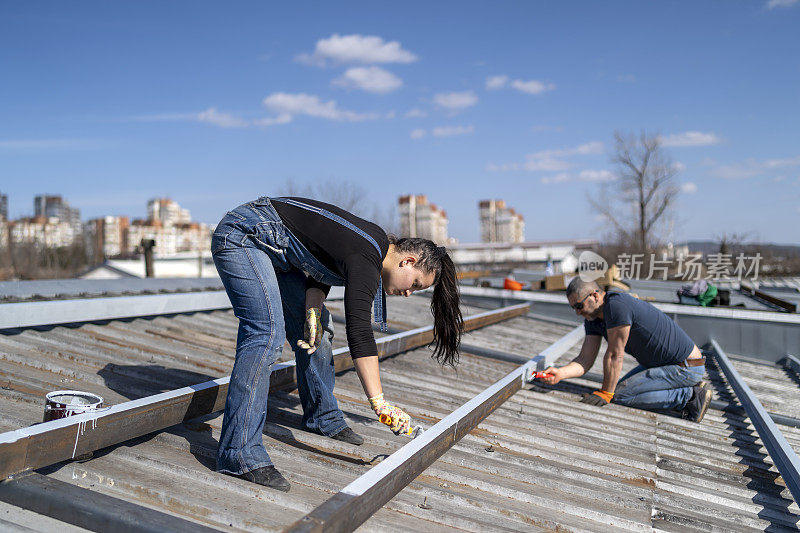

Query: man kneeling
left=541, top=278, right=712, bottom=422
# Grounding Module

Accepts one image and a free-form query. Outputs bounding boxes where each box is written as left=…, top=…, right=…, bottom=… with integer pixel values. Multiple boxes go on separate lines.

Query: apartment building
left=398, top=194, right=449, bottom=245
left=479, top=199, right=525, bottom=243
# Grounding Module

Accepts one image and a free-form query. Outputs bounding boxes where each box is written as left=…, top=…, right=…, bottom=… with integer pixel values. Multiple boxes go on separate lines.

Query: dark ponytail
left=388, top=236, right=464, bottom=367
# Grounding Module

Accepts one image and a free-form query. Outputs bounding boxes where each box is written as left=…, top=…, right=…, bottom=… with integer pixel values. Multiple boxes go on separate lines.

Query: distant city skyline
left=2, top=2, right=799, bottom=244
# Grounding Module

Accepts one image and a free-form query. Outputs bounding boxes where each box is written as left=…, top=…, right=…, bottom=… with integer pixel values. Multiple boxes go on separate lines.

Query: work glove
left=580, top=390, right=613, bottom=406
left=297, top=307, right=323, bottom=354
left=369, top=393, right=411, bottom=435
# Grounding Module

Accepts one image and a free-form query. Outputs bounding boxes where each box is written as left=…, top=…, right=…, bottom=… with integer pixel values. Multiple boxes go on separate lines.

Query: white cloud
left=486, top=75, right=509, bottom=90
left=253, top=114, right=293, bottom=127
left=540, top=173, right=572, bottom=184
left=540, top=169, right=614, bottom=184
left=485, top=75, right=555, bottom=95
left=133, top=108, right=250, bottom=128
left=764, top=155, right=800, bottom=168
left=681, top=182, right=698, bottom=193
left=298, top=34, right=418, bottom=66
left=660, top=131, right=722, bottom=147
left=712, top=155, right=800, bottom=179
left=524, top=156, right=573, bottom=172
left=490, top=141, right=604, bottom=173
left=535, top=140, right=604, bottom=158
left=410, top=126, right=474, bottom=139
left=404, top=108, right=427, bottom=118
left=578, top=169, right=614, bottom=181
left=767, top=0, right=798, bottom=8
left=712, top=159, right=762, bottom=179
left=262, top=92, right=376, bottom=122
left=510, top=79, right=556, bottom=95
left=672, top=161, right=687, bottom=172
left=433, top=91, right=478, bottom=110
left=197, top=107, right=248, bottom=128
left=332, top=66, right=402, bottom=94
left=431, top=125, right=474, bottom=137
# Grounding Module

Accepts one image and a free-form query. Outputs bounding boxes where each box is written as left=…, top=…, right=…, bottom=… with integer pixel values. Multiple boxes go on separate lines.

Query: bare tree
left=715, top=232, right=752, bottom=256
left=591, top=131, right=680, bottom=252
left=278, top=178, right=384, bottom=225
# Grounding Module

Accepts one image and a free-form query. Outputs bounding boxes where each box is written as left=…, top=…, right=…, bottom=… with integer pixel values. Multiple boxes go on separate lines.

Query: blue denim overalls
left=211, top=196, right=385, bottom=475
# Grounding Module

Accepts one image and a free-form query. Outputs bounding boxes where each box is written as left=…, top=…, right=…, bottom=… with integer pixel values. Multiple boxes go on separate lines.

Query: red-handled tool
left=529, top=371, right=554, bottom=379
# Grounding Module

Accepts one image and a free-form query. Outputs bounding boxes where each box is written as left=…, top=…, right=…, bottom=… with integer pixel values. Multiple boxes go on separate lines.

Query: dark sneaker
left=227, top=466, right=290, bottom=492
left=330, top=427, right=364, bottom=446
left=683, top=385, right=712, bottom=423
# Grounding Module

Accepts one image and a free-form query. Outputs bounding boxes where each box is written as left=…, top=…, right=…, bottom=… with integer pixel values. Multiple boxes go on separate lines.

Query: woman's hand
left=297, top=307, right=323, bottom=354
left=369, top=393, right=411, bottom=435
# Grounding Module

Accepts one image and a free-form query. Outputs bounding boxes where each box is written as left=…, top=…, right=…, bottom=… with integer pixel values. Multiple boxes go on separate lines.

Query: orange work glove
left=580, top=390, right=614, bottom=406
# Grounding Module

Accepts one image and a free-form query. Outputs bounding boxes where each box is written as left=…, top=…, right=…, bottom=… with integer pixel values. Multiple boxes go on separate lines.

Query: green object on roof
left=698, top=283, right=718, bottom=306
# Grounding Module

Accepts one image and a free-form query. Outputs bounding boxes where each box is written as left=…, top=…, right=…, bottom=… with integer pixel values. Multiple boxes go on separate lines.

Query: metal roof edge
left=0, top=291, right=232, bottom=330
left=459, top=285, right=800, bottom=324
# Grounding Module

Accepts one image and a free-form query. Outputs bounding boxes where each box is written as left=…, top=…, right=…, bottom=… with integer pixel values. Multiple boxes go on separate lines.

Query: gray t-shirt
left=584, top=292, right=695, bottom=367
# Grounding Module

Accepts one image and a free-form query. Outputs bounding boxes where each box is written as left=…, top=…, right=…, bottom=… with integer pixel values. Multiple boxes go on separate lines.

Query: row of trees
left=0, top=241, right=91, bottom=281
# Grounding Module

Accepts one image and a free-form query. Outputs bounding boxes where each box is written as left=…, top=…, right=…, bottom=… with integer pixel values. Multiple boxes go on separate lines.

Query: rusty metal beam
left=0, top=472, right=222, bottom=533
left=284, top=325, right=583, bottom=533
left=741, top=282, right=797, bottom=313
left=0, top=303, right=529, bottom=481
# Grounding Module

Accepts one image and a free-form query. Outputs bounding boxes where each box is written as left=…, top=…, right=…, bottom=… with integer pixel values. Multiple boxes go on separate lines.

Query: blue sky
left=1, top=1, right=799, bottom=244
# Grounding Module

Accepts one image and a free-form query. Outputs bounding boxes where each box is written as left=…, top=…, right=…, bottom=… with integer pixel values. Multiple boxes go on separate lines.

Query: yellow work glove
left=297, top=307, right=323, bottom=354
left=368, top=393, right=411, bottom=435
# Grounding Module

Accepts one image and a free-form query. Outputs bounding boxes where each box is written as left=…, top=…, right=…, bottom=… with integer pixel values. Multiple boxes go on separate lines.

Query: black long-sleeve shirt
left=272, top=197, right=388, bottom=359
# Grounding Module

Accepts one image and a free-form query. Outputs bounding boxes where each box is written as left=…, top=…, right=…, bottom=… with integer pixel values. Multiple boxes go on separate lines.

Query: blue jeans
left=613, top=363, right=705, bottom=411
left=212, top=198, right=348, bottom=475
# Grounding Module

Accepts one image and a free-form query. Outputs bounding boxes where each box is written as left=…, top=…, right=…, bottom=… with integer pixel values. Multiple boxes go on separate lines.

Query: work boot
left=226, top=466, right=290, bottom=492
left=682, top=385, right=712, bottom=423
left=330, top=426, right=364, bottom=446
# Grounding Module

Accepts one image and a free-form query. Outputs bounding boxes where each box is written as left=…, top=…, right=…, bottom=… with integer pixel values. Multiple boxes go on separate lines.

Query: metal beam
left=459, top=285, right=800, bottom=324
left=710, top=339, right=800, bottom=504
left=741, top=282, right=798, bottom=313
left=284, top=325, right=583, bottom=533
left=0, top=472, right=222, bottom=533
left=782, top=354, right=800, bottom=376
left=0, top=291, right=232, bottom=330
left=0, top=303, right=529, bottom=480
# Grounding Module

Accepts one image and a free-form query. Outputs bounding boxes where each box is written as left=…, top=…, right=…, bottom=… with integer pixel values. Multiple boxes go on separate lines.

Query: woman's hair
left=388, top=235, right=464, bottom=367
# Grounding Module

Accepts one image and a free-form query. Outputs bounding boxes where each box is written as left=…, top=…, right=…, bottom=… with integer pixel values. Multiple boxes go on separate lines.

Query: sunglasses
left=570, top=291, right=596, bottom=311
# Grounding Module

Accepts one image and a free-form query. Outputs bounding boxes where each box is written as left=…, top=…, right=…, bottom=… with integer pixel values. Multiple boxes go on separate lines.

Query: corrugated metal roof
left=0, top=277, right=225, bottom=302
left=0, top=293, right=798, bottom=531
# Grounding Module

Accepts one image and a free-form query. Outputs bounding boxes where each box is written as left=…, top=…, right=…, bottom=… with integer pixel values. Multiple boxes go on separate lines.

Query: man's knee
left=613, top=381, right=633, bottom=403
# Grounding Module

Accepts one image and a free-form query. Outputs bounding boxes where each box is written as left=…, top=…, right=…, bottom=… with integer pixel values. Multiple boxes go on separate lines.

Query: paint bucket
left=43, top=390, right=104, bottom=422
left=43, top=390, right=104, bottom=461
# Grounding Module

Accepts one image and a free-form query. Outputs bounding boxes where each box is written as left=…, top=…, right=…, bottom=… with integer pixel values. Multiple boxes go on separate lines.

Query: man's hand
left=297, top=307, right=323, bottom=354
left=580, top=390, right=614, bottom=406
left=369, top=393, right=411, bottom=435
left=539, top=366, right=565, bottom=385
